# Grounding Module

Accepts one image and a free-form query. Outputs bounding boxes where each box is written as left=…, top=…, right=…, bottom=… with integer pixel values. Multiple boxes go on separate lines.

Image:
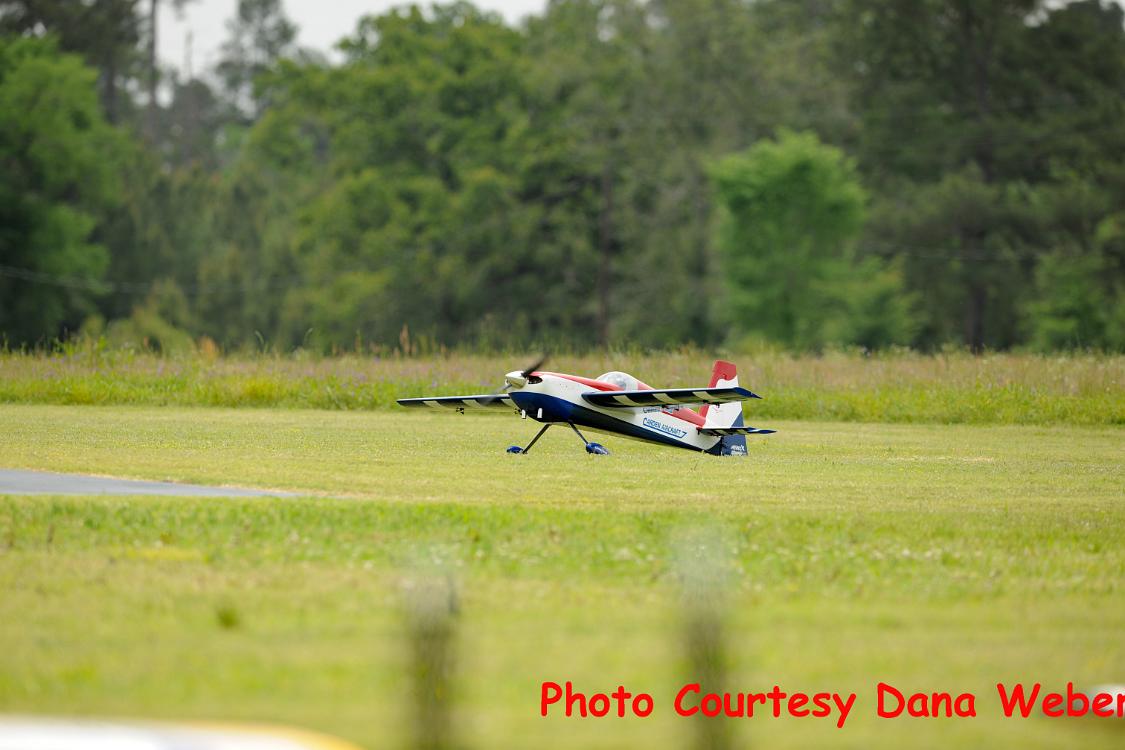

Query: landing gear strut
left=505, top=422, right=610, bottom=455
left=568, top=423, right=609, bottom=455
left=507, top=423, right=551, bottom=454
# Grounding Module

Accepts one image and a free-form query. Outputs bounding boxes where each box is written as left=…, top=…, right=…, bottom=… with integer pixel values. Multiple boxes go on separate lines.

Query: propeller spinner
left=483, top=354, right=548, bottom=403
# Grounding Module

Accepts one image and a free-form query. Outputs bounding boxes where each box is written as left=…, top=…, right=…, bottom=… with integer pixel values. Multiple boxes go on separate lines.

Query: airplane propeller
left=505, top=353, right=548, bottom=389
left=482, top=354, right=547, bottom=404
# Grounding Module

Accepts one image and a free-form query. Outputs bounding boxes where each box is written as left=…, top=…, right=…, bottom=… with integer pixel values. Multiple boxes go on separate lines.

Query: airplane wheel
left=585, top=443, right=609, bottom=455
left=506, top=446, right=523, bottom=454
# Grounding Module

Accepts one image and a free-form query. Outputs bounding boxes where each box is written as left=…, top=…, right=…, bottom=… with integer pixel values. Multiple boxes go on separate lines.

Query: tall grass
left=0, top=348, right=1121, bottom=425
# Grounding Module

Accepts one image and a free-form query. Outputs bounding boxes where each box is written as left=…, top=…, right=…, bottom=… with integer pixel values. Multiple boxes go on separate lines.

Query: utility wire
left=0, top=238, right=1090, bottom=301
left=0, top=263, right=308, bottom=297
left=0, top=264, right=115, bottom=293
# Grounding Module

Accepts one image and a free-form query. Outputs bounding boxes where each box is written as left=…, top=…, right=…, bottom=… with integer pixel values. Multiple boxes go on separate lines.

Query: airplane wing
left=581, top=387, right=761, bottom=408
left=698, top=426, right=776, bottom=436
left=397, top=395, right=516, bottom=411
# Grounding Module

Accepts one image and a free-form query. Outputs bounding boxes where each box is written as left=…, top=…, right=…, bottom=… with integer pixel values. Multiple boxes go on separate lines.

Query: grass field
left=1, top=404, right=1122, bottom=749
left=2, top=349, right=1122, bottom=424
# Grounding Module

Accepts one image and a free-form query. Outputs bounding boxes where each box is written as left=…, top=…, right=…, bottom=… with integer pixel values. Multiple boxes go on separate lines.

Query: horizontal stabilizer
left=397, top=395, right=515, bottom=410
left=582, top=386, right=760, bottom=408
left=698, top=426, right=776, bottom=436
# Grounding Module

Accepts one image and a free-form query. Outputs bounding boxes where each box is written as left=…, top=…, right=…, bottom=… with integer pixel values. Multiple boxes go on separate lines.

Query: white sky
left=159, top=0, right=548, bottom=76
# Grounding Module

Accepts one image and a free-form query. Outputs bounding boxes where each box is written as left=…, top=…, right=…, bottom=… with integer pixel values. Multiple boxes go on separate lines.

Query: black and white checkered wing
left=581, top=387, right=760, bottom=408
left=396, top=395, right=516, bottom=411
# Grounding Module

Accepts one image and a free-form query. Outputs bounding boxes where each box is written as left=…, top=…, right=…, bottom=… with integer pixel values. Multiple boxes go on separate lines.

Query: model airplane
left=396, top=358, right=774, bottom=456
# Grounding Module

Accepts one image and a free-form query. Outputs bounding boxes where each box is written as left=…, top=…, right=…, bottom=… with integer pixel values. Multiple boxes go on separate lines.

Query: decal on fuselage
left=642, top=417, right=688, bottom=440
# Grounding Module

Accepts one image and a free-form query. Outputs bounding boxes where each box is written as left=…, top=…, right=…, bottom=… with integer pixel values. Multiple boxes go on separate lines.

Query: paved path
left=0, top=468, right=293, bottom=497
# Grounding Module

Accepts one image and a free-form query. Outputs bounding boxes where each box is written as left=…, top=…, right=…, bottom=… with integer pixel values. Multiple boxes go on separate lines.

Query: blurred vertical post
left=677, top=528, right=734, bottom=750
left=404, top=572, right=459, bottom=750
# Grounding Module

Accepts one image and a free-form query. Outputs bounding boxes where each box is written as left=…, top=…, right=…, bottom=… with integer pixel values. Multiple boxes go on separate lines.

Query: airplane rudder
left=710, top=359, right=739, bottom=387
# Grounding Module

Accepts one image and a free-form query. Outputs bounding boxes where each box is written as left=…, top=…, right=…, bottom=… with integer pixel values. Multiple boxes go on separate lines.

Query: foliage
left=0, top=0, right=1121, bottom=352
left=1027, top=250, right=1125, bottom=351
left=98, top=278, right=197, bottom=354
left=712, top=130, right=915, bottom=350
left=0, top=35, right=122, bottom=344
left=0, top=0, right=141, bottom=122
left=841, top=0, right=1125, bottom=351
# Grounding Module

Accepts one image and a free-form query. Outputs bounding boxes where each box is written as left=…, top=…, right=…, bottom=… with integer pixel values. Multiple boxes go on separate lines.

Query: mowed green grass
left=0, top=405, right=1122, bottom=749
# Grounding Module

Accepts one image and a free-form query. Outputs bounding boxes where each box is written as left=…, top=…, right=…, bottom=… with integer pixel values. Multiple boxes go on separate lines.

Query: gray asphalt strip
left=0, top=468, right=293, bottom=497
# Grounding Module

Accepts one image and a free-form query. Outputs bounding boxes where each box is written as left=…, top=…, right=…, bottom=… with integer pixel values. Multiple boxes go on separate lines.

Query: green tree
left=1023, top=177, right=1125, bottom=352
left=0, top=0, right=142, bottom=123
left=1027, top=251, right=1123, bottom=351
left=256, top=3, right=545, bottom=351
left=4, top=0, right=1116, bottom=354
left=616, top=0, right=755, bottom=345
left=523, top=0, right=648, bottom=346
left=195, top=110, right=319, bottom=347
left=866, top=167, right=1029, bottom=350
left=841, top=0, right=1125, bottom=350
left=840, top=0, right=1043, bottom=185
left=712, top=130, right=914, bottom=350
left=0, top=36, right=122, bottom=344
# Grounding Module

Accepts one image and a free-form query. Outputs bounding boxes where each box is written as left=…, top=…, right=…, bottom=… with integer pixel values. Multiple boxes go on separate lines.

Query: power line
left=859, top=243, right=1045, bottom=262
left=0, top=237, right=1086, bottom=302
left=0, top=263, right=306, bottom=297
left=0, top=264, right=114, bottom=293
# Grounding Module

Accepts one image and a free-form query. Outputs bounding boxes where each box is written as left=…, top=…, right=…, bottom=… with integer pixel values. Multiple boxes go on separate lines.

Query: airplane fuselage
left=508, top=373, right=722, bottom=453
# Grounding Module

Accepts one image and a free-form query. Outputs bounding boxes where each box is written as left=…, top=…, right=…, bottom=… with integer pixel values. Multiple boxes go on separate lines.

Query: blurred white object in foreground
left=1087, top=685, right=1125, bottom=715
left=0, top=717, right=362, bottom=750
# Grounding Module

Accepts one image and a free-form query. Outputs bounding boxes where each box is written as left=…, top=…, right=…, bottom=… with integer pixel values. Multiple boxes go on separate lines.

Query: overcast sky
left=159, top=0, right=548, bottom=75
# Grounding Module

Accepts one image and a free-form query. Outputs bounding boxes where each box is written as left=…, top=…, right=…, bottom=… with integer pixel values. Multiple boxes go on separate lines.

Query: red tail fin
left=700, top=360, right=738, bottom=420
left=708, top=360, right=738, bottom=388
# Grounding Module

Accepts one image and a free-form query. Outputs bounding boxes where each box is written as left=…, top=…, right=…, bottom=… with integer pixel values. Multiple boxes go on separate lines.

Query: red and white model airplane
left=397, top=358, right=774, bottom=456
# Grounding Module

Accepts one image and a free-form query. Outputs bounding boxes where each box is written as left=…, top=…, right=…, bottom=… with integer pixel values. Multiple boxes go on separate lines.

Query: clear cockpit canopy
left=597, top=371, right=638, bottom=390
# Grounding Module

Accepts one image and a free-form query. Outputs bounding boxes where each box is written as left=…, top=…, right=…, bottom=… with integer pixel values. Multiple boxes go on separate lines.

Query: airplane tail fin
left=701, top=360, right=748, bottom=456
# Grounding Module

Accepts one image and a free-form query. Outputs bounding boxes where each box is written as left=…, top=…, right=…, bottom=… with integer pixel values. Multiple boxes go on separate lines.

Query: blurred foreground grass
left=1, top=406, right=1123, bottom=749
left=0, top=349, right=1122, bottom=425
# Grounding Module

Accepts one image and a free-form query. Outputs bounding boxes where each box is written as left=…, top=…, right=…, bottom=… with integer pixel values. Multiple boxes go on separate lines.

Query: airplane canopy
left=597, top=371, right=639, bottom=390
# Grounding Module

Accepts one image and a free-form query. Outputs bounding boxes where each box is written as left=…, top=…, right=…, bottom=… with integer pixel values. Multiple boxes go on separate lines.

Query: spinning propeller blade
left=480, top=354, right=548, bottom=405
left=520, top=354, right=548, bottom=379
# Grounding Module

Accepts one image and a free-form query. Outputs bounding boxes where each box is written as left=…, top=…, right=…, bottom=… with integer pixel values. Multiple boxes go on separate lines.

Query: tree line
left=1, top=0, right=1122, bottom=353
